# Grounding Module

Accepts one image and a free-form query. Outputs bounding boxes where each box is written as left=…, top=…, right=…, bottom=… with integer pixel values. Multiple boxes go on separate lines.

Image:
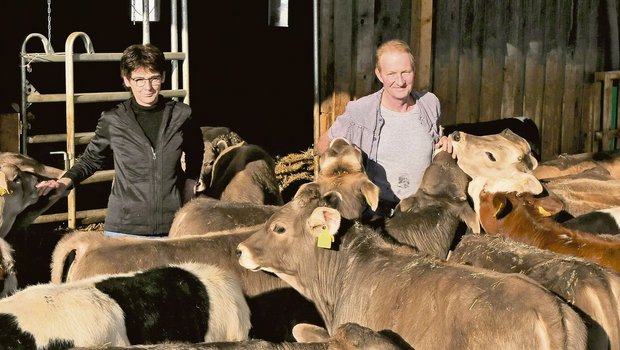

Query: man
left=37, top=43, right=204, bottom=238
left=316, top=39, right=452, bottom=216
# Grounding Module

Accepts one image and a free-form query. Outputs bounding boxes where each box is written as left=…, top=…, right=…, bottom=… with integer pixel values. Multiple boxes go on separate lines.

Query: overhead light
left=268, top=0, right=289, bottom=27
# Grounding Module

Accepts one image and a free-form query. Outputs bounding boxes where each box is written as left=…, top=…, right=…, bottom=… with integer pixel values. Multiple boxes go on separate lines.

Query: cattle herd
left=0, top=125, right=620, bottom=349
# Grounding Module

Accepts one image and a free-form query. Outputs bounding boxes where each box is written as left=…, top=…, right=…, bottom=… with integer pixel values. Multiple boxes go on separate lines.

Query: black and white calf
left=0, top=263, right=250, bottom=349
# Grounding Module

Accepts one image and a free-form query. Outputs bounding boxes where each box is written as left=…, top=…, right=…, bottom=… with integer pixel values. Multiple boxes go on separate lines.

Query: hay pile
left=275, top=148, right=316, bottom=194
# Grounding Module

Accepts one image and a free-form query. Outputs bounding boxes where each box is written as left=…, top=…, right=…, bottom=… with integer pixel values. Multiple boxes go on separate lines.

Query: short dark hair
left=120, top=43, right=167, bottom=78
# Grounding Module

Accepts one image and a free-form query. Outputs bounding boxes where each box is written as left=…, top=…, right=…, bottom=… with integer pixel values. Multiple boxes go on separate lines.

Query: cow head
left=0, top=163, right=40, bottom=238
left=397, top=150, right=478, bottom=231
left=237, top=182, right=342, bottom=290
left=449, top=128, right=539, bottom=179
left=478, top=190, right=563, bottom=236
left=317, top=137, right=379, bottom=219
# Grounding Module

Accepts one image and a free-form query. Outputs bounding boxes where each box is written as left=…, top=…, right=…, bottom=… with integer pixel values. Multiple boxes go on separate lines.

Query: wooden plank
left=523, top=0, right=545, bottom=140
left=411, top=0, right=433, bottom=91
left=540, top=0, right=567, bottom=160
left=354, top=0, right=375, bottom=98
left=501, top=0, right=524, bottom=118
left=333, top=2, right=354, bottom=119
left=319, top=0, right=335, bottom=133
left=582, top=0, right=602, bottom=152
left=479, top=1, right=505, bottom=121
left=431, top=0, right=460, bottom=126
left=0, top=113, right=20, bottom=153
left=561, top=0, right=588, bottom=154
left=455, top=0, right=484, bottom=124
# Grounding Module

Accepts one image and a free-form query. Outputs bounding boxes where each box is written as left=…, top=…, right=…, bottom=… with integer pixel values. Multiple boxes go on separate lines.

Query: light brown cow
left=447, top=129, right=543, bottom=232
left=478, top=190, right=620, bottom=273
left=449, top=129, right=539, bottom=179
left=450, top=234, right=620, bottom=350
left=50, top=230, right=324, bottom=343
left=538, top=167, right=620, bottom=216
left=534, top=150, right=620, bottom=180
left=168, top=197, right=278, bottom=238
left=237, top=183, right=588, bottom=349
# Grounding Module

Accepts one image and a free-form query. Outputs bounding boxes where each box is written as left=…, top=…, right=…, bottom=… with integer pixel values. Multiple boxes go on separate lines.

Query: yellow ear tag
left=317, top=225, right=334, bottom=249
left=537, top=206, right=553, bottom=217
left=0, top=174, right=11, bottom=196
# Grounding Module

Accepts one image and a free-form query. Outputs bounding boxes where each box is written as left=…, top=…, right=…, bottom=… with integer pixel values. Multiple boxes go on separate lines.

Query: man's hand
left=435, top=136, right=456, bottom=158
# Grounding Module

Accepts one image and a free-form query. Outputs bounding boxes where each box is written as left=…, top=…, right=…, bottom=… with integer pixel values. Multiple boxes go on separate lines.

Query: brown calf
left=237, top=183, right=587, bottom=349
left=478, top=190, right=620, bottom=272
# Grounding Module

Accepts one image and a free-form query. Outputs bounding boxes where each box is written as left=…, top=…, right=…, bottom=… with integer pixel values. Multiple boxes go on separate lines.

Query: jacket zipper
left=151, top=147, right=157, bottom=160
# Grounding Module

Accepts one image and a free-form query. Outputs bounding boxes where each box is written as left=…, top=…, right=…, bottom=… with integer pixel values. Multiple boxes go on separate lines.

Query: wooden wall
left=318, top=0, right=618, bottom=160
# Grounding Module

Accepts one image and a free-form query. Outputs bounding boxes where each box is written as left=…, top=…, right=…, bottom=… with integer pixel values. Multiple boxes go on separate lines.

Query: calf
left=0, top=163, right=41, bottom=238
left=0, top=263, right=250, bottom=348
left=237, top=183, right=587, bottom=349
left=448, top=129, right=543, bottom=232
left=533, top=150, right=620, bottom=180
left=539, top=167, right=620, bottom=216
left=316, top=137, right=379, bottom=220
left=50, top=230, right=324, bottom=343
left=198, top=141, right=283, bottom=205
left=443, top=116, right=541, bottom=160
left=0, top=153, right=65, bottom=237
left=450, top=234, right=620, bottom=350
left=69, top=322, right=408, bottom=350
left=384, top=150, right=477, bottom=259
left=478, top=190, right=620, bottom=272
left=168, top=197, right=278, bottom=238
left=168, top=137, right=378, bottom=240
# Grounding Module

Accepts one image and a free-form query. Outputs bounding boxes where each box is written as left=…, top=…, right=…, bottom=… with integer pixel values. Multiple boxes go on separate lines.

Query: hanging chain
left=47, top=0, right=52, bottom=46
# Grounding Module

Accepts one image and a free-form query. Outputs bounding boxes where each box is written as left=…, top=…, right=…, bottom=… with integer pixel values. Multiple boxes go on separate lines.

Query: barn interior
left=1, top=0, right=619, bottom=286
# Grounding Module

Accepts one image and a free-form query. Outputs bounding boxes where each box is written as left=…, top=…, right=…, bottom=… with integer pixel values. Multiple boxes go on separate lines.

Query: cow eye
left=272, top=224, right=286, bottom=234
left=485, top=152, right=496, bottom=162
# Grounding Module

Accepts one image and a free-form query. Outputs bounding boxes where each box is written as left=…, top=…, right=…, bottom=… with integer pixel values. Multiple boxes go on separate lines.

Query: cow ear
left=308, top=207, right=341, bottom=237
left=517, top=173, right=543, bottom=194
left=294, top=182, right=321, bottom=200
left=533, top=195, right=563, bottom=217
left=361, top=180, right=379, bottom=211
left=292, top=323, right=330, bottom=343
left=329, top=136, right=351, bottom=148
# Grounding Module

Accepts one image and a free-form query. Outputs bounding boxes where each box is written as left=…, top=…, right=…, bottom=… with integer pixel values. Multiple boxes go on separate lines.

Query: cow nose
left=235, top=248, right=242, bottom=258
left=450, top=131, right=461, bottom=142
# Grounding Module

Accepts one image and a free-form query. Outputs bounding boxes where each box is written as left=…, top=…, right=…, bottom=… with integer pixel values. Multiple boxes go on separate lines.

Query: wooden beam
left=411, top=0, right=433, bottom=91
